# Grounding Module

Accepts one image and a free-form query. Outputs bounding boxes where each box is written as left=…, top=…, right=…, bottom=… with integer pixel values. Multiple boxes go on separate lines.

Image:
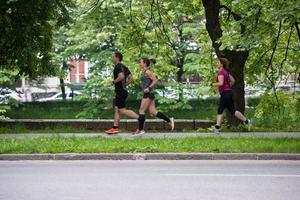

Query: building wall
left=69, top=59, right=89, bottom=83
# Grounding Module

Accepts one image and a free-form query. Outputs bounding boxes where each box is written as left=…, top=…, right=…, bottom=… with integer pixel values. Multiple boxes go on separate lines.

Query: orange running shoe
left=105, top=127, right=119, bottom=135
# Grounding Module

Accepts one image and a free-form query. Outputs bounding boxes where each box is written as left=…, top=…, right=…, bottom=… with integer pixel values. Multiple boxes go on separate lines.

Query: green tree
left=202, top=0, right=300, bottom=125
left=0, top=0, right=74, bottom=79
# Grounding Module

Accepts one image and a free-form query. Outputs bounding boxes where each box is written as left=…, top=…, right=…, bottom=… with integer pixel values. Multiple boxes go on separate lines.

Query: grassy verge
left=1, top=124, right=300, bottom=134
left=0, top=137, right=299, bottom=154
left=0, top=125, right=96, bottom=134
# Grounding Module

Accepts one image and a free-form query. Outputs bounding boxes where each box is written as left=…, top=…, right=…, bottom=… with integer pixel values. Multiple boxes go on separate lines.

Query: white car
left=0, top=88, right=23, bottom=104
left=37, top=91, right=82, bottom=102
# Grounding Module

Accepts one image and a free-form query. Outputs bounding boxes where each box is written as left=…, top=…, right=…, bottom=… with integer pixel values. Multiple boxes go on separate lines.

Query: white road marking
left=163, top=174, right=300, bottom=177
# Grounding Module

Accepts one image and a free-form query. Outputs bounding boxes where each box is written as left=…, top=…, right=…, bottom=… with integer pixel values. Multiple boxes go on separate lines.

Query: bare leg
left=113, top=106, right=120, bottom=127
left=216, top=114, right=223, bottom=126
left=234, top=111, right=247, bottom=122
left=148, top=100, right=158, bottom=116
left=118, top=108, right=139, bottom=120
left=149, top=100, right=171, bottom=122
left=139, top=98, right=151, bottom=115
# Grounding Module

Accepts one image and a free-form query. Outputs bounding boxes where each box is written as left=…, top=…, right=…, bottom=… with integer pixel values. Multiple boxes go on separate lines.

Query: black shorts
left=217, top=90, right=236, bottom=115
left=113, top=91, right=128, bottom=109
left=143, top=92, right=155, bottom=100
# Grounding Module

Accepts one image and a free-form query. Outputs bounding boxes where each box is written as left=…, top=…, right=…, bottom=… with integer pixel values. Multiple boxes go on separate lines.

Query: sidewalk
left=0, top=132, right=300, bottom=139
left=0, top=153, right=299, bottom=161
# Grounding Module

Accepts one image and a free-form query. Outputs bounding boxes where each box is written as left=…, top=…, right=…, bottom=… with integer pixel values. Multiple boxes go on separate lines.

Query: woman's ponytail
left=141, top=57, right=156, bottom=67
left=219, top=57, right=230, bottom=71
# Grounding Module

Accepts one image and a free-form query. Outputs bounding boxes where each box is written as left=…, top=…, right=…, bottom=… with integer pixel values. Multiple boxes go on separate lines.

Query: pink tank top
left=216, top=68, right=231, bottom=94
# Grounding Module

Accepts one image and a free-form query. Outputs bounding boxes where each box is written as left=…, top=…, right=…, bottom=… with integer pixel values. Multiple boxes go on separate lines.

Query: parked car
left=0, top=88, right=23, bottom=104
left=245, top=87, right=266, bottom=98
left=277, top=85, right=300, bottom=95
left=36, top=91, right=82, bottom=102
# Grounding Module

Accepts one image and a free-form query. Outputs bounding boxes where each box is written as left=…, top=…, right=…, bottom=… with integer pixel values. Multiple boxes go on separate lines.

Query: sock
left=245, top=119, right=249, bottom=125
left=113, top=126, right=118, bottom=129
left=215, top=125, right=221, bottom=129
left=138, top=114, right=146, bottom=130
left=156, top=112, right=171, bottom=123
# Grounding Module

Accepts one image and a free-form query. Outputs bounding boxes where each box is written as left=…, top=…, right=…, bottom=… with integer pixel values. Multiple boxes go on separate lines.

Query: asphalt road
left=0, top=160, right=299, bottom=200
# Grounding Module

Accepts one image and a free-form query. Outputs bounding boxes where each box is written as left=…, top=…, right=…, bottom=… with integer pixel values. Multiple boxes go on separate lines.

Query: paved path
left=0, top=132, right=299, bottom=139
left=0, top=160, right=299, bottom=200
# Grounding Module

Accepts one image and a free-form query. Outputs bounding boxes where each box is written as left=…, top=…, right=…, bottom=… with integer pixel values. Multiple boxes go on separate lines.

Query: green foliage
left=6, top=101, right=86, bottom=119
left=0, top=0, right=75, bottom=78
left=219, top=0, right=300, bottom=86
left=1, top=0, right=299, bottom=124
left=5, top=99, right=220, bottom=120
left=245, top=97, right=261, bottom=108
left=0, top=0, right=74, bottom=118
left=254, top=92, right=300, bottom=129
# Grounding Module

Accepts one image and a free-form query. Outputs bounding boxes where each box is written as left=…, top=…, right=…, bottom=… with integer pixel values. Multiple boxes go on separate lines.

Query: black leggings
left=217, top=90, right=236, bottom=115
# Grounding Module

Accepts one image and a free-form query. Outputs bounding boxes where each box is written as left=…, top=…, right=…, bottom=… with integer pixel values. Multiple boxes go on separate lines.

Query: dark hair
left=114, top=52, right=123, bottom=62
left=219, top=57, right=230, bottom=70
left=141, top=57, right=156, bottom=67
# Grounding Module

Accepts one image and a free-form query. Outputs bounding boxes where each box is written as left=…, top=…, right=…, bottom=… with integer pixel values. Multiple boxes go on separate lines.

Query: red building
left=68, top=59, right=90, bottom=83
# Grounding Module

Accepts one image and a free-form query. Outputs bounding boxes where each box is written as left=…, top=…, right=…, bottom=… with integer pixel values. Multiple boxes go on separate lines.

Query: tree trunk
left=60, top=61, right=68, bottom=101
left=177, top=61, right=184, bottom=100
left=59, top=78, right=66, bottom=101
left=202, top=0, right=249, bottom=126
left=176, top=65, right=183, bottom=83
left=223, top=50, right=249, bottom=125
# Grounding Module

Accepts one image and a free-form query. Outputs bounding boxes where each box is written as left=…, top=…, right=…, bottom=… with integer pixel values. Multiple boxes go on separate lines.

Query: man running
left=105, top=52, right=139, bottom=134
left=210, top=57, right=251, bottom=134
left=133, top=57, right=175, bottom=135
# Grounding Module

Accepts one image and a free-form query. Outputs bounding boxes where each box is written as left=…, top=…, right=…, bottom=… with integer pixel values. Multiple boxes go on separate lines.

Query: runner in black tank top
left=133, top=57, right=175, bottom=136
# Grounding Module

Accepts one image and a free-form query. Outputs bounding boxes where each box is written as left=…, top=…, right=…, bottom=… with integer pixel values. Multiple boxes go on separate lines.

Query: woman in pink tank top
left=210, top=58, right=251, bottom=134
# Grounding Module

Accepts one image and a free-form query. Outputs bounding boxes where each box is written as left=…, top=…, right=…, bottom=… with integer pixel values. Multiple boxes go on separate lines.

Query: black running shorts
left=114, top=91, right=128, bottom=109
left=217, top=90, right=236, bottom=115
left=143, top=92, right=155, bottom=100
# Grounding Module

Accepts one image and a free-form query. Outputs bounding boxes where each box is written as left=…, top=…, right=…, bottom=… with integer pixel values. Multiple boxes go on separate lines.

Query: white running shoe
left=212, top=127, right=220, bottom=135
left=132, top=129, right=145, bottom=136
left=169, top=117, right=175, bottom=131
left=246, top=119, right=252, bottom=131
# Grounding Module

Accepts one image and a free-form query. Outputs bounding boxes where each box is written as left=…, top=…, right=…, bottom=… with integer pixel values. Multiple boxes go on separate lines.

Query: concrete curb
left=0, top=119, right=214, bottom=131
left=0, top=153, right=299, bottom=161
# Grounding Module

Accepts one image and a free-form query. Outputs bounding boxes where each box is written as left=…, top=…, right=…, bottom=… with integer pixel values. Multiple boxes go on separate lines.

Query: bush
left=7, top=101, right=88, bottom=119
left=246, top=97, right=261, bottom=108
left=254, top=92, right=300, bottom=130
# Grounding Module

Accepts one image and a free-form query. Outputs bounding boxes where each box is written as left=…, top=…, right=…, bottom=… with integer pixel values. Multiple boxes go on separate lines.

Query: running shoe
left=169, top=117, right=175, bottom=131
left=246, top=119, right=252, bottom=131
left=132, top=129, right=145, bottom=136
left=105, top=128, right=119, bottom=135
left=212, top=127, right=220, bottom=135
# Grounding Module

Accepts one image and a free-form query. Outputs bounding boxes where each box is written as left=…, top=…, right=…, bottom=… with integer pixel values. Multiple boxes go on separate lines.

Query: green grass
left=0, top=137, right=299, bottom=154
left=0, top=124, right=96, bottom=134
left=6, top=101, right=86, bottom=119
left=5, top=100, right=255, bottom=120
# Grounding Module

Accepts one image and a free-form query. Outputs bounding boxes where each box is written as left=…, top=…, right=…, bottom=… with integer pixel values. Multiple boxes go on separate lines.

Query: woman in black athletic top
left=133, top=58, right=175, bottom=135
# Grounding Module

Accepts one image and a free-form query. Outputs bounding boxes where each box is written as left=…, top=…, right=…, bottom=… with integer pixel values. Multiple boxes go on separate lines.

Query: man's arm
left=127, top=74, right=133, bottom=85
left=113, top=72, right=125, bottom=84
